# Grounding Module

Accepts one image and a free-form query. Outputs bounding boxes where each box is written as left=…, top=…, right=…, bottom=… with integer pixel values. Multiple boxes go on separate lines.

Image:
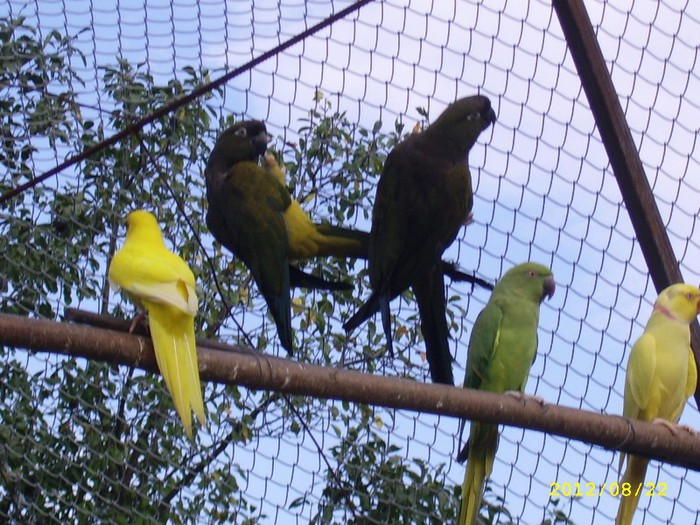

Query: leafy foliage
left=312, top=415, right=458, bottom=525
left=0, top=15, right=88, bottom=318
left=0, top=16, right=253, bottom=523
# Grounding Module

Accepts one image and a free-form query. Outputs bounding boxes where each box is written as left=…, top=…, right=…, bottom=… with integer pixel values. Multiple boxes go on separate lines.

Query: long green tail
left=459, top=422, right=498, bottom=525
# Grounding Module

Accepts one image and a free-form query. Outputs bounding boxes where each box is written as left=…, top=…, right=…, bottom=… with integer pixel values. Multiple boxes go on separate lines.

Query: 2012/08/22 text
left=549, top=482, right=668, bottom=498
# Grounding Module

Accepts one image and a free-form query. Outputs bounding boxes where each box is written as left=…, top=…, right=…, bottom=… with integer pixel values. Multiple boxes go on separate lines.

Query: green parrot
left=204, top=120, right=366, bottom=354
left=456, top=262, right=555, bottom=525
left=344, top=95, right=497, bottom=385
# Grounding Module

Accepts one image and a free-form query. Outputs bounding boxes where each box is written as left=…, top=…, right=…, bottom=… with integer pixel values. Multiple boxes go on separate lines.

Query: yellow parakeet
left=108, top=209, right=206, bottom=439
left=615, top=283, right=700, bottom=525
left=262, top=152, right=362, bottom=261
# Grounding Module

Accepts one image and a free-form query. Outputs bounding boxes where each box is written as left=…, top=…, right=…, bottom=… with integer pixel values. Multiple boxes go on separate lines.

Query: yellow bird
left=616, top=283, right=700, bottom=525
left=109, top=210, right=206, bottom=439
left=262, top=152, right=366, bottom=260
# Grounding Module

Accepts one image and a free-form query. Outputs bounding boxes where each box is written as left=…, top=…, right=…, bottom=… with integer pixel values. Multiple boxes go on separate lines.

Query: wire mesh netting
left=2, top=0, right=700, bottom=523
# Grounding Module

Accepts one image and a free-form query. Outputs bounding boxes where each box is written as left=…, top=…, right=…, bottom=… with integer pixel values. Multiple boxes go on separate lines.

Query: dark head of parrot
left=497, top=262, right=555, bottom=304
left=425, top=95, right=497, bottom=157
left=205, top=120, right=271, bottom=179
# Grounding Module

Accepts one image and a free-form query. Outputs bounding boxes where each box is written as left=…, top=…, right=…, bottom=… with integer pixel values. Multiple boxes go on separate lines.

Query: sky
left=4, top=0, right=700, bottom=523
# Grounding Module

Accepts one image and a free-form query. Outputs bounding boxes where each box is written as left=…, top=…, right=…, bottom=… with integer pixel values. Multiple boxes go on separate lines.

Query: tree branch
left=3, top=312, right=700, bottom=471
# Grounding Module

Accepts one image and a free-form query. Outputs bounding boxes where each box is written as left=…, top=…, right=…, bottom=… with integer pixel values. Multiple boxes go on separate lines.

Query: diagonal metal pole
left=552, top=0, right=700, bottom=408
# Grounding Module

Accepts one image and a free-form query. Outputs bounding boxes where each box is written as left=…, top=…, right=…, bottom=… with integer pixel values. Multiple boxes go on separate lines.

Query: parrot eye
left=686, top=292, right=695, bottom=300
left=234, top=127, right=247, bottom=138
left=528, top=270, right=537, bottom=278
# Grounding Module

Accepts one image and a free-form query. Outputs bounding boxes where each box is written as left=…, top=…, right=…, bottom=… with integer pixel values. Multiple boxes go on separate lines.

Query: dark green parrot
left=456, top=262, right=555, bottom=525
left=205, top=120, right=366, bottom=354
left=205, top=120, right=493, bottom=355
left=344, top=95, right=497, bottom=385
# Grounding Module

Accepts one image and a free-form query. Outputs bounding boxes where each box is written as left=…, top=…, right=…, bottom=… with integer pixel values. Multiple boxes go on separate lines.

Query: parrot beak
left=542, top=275, right=556, bottom=302
left=482, top=105, right=497, bottom=126
left=251, top=130, right=271, bottom=156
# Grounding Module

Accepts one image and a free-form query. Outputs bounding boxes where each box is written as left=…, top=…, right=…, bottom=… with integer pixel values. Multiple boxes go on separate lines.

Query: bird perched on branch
left=204, top=120, right=369, bottom=354
left=344, top=95, right=497, bottom=385
left=615, top=283, right=700, bottom=525
left=205, top=119, right=493, bottom=357
left=457, top=262, right=555, bottom=525
left=108, top=210, right=206, bottom=439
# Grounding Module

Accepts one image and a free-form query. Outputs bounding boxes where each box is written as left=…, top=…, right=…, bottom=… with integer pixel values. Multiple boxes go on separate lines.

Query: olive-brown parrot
left=344, top=95, right=496, bottom=385
left=204, top=120, right=367, bottom=354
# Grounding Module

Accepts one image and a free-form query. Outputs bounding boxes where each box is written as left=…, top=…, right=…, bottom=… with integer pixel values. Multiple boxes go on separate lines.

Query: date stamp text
left=549, top=481, right=668, bottom=498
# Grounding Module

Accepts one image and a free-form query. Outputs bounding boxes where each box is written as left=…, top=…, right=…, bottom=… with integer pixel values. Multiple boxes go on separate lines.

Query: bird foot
left=679, top=424, right=697, bottom=435
left=128, top=312, right=146, bottom=334
left=504, top=391, right=546, bottom=406
left=651, top=418, right=696, bottom=436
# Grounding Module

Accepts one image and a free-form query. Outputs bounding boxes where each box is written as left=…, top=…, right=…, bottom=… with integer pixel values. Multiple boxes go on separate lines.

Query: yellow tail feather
left=146, top=301, right=205, bottom=439
left=615, top=455, right=649, bottom=525
left=459, top=457, right=485, bottom=525
left=458, top=423, right=498, bottom=525
left=284, top=202, right=363, bottom=259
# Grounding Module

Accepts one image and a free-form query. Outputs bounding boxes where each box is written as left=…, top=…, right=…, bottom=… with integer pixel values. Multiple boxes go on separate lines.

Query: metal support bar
left=552, top=0, right=700, bottom=407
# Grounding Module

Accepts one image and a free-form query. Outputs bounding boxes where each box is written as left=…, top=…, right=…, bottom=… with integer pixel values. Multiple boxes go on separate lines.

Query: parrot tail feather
left=146, top=303, right=205, bottom=439
left=380, top=293, right=394, bottom=357
left=458, top=422, right=498, bottom=525
left=413, top=265, right=453, bottom=385
left=181, top=322, right=206, bottom=427
left=441, top=261, right=494, bottom=291
left=615, top=455, right=649, bottom=525
left=289, top=266, right=352, bottom=291
left=312, top=224, right=370, bottom=259
left=343, top=290, right=381, bottom=333
left=344, top=289, right=395, bottom=359
left=456, top=437, right=469, bottom=464
left=458, top=452, right=487, bottom=525
left=459, top=464, right=483, bottom=525
left=265, top=291, right=294, bottom=355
